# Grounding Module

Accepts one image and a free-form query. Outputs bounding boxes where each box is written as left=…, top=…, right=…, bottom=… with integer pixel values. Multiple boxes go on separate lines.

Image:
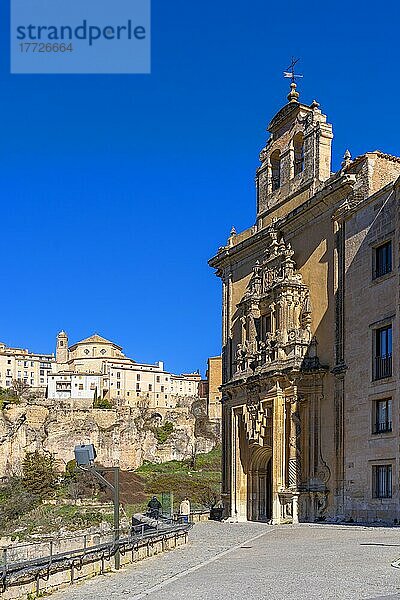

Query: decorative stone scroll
left=234, top=223, right=320, bottom=376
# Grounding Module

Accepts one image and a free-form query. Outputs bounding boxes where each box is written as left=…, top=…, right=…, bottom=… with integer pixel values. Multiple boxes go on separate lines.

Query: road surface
left=52, top=521, right=400, bottom=599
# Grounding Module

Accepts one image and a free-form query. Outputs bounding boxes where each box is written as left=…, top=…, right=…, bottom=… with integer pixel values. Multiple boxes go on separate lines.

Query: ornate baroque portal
left=211, top=81, right=400, bottom=524
left=226, top=224, right=330, bottom=523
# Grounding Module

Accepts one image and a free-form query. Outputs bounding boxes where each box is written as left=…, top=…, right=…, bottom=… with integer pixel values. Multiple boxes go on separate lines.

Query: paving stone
left=52, top=522, right=400, bottom=599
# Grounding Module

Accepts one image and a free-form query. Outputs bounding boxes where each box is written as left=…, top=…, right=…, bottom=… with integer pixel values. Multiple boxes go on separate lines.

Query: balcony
left=374, top=354, right=392, bottom=380
left=373, top=421, right=392, bottom=434
left=56, top=384, right=72, bottom=392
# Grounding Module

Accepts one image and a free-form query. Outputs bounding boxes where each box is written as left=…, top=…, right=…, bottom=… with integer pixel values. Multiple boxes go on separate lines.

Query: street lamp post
left=74, top=444, right=121, bottom=570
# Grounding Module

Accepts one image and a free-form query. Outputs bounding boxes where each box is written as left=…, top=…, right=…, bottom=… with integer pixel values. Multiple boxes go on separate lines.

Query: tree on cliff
left=22, top=451, right=58, bottom=498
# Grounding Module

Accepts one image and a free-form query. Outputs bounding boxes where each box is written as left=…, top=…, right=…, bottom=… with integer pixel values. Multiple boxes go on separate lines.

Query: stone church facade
left=209, top=82, right=400, bottom=523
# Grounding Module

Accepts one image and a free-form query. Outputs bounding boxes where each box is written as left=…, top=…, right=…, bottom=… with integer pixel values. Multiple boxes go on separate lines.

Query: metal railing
left=374, top=354, right=392, bottom=380
left=373, top=421, right=392, bottom=434
left=0, top=522, right=190, bottom=594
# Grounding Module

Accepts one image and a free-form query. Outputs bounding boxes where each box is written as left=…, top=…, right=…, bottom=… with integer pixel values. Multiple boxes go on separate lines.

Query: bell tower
left=256, top=82, right=333, bottom=218
left=56, top=330, right=69, bottom=364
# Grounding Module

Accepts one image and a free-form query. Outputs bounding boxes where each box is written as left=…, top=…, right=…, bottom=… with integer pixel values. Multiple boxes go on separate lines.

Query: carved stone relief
left=234, top=224, right=319, bottom=377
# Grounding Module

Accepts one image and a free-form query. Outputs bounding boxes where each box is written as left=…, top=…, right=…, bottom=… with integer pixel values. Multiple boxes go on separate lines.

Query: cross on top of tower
left=283, top=57, right=303, bottom=84
left=283, top=57, right=303, bottom=103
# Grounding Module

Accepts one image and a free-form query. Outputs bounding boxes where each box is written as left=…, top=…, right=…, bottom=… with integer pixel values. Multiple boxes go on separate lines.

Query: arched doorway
left=248, top=446, right=272, bottom=522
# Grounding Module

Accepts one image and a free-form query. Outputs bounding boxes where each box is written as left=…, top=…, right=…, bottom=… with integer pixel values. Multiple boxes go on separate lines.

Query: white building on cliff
left=48, top=331, right=201, bottom=409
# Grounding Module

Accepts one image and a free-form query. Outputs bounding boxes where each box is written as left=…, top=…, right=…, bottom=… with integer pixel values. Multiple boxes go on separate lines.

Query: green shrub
left=0, top=478, right=40, bottom=530
left=154, top=421, right=174, bottom=444
left=93, top=397, right=113, bottom=409
left=65, top=459, right=77, bottom=478
left=22, top=451, right=58, bottom=498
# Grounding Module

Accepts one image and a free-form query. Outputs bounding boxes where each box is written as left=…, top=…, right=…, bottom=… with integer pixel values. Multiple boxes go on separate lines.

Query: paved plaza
left=52, top=522, right=400, bottom=600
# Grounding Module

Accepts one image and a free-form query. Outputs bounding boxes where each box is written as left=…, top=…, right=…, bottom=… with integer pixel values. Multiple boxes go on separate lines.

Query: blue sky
left=0, top=0, right=399, bottom=375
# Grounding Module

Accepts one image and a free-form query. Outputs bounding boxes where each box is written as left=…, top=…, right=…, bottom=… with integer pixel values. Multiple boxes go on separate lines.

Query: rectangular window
left=136, top=383, right=140, bottom=391
left=374, top=399, right=392, bottom=434
left=149, top=384, right=152, bottom=391
left=374, top=241, right=392, bottom=279
left=116, top=381, right=121, bottom=389
left=79, top=384, right=84, bottom=390
left=7, top=360, right=11, bottom=365
left=161, top=385, right=164, bottom=392
left=156, top=376, right=160, bottom=383
left=137, top=374, right=140, bottom=381
left=372, top=465, right=392, bottom=498
left=374, top=325, right=392, bottom=380
left=40, top=370, right=44, bottom=376
left=117, top=372, right=121, bottom=379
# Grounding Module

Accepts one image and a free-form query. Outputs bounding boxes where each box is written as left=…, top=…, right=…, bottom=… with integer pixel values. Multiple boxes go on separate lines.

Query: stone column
left=272, top=386, right=285, bottom=524
left=221, top=395, right=231, bottom=518
left=289, top=398, right=301, bottom=489
left=332, top=215, right=347, bottom=517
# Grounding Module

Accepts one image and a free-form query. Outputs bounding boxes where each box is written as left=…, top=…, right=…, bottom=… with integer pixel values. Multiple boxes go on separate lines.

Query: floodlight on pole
left=74, top=444, right=97, bottom=467
left=73, top=444, right=120, bottom=570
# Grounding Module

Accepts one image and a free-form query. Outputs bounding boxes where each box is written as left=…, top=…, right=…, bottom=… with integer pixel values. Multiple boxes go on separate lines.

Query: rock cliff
left=0, top=397, right=219, bottom=476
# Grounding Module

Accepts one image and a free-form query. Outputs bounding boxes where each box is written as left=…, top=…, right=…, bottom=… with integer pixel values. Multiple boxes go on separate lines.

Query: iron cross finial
left=283, top=57, right=303, bottom=84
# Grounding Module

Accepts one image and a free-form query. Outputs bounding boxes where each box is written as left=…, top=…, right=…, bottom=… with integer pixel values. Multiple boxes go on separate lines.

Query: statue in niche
left=236, top=341, right=248, bottom=371
left=300, top=293, right=312, bottom=331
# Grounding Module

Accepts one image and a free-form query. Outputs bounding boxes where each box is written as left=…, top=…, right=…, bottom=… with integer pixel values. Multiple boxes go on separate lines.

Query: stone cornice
left=209, top=173, right=356, bottom=272
left=221, top=362, right=329, bottom=393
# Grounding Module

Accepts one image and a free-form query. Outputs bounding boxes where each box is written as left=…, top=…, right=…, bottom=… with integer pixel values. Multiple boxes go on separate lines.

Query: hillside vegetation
left=135, top=446, right=222, bottom=511
left=0, top=447, right=222, bottom=540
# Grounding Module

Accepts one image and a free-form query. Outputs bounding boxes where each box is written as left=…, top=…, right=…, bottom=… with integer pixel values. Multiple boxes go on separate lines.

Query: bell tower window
left=293, top=132, right=304, bottom=176
left=270, top=150, right=281, bottom=191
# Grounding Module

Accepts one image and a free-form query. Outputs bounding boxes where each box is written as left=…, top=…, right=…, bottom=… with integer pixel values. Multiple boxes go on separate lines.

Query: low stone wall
left=190, top=510, right=210, bottom=523
left=1, top=529, right=188, bottom=600
left=171, top=510, right=210, bottom=524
